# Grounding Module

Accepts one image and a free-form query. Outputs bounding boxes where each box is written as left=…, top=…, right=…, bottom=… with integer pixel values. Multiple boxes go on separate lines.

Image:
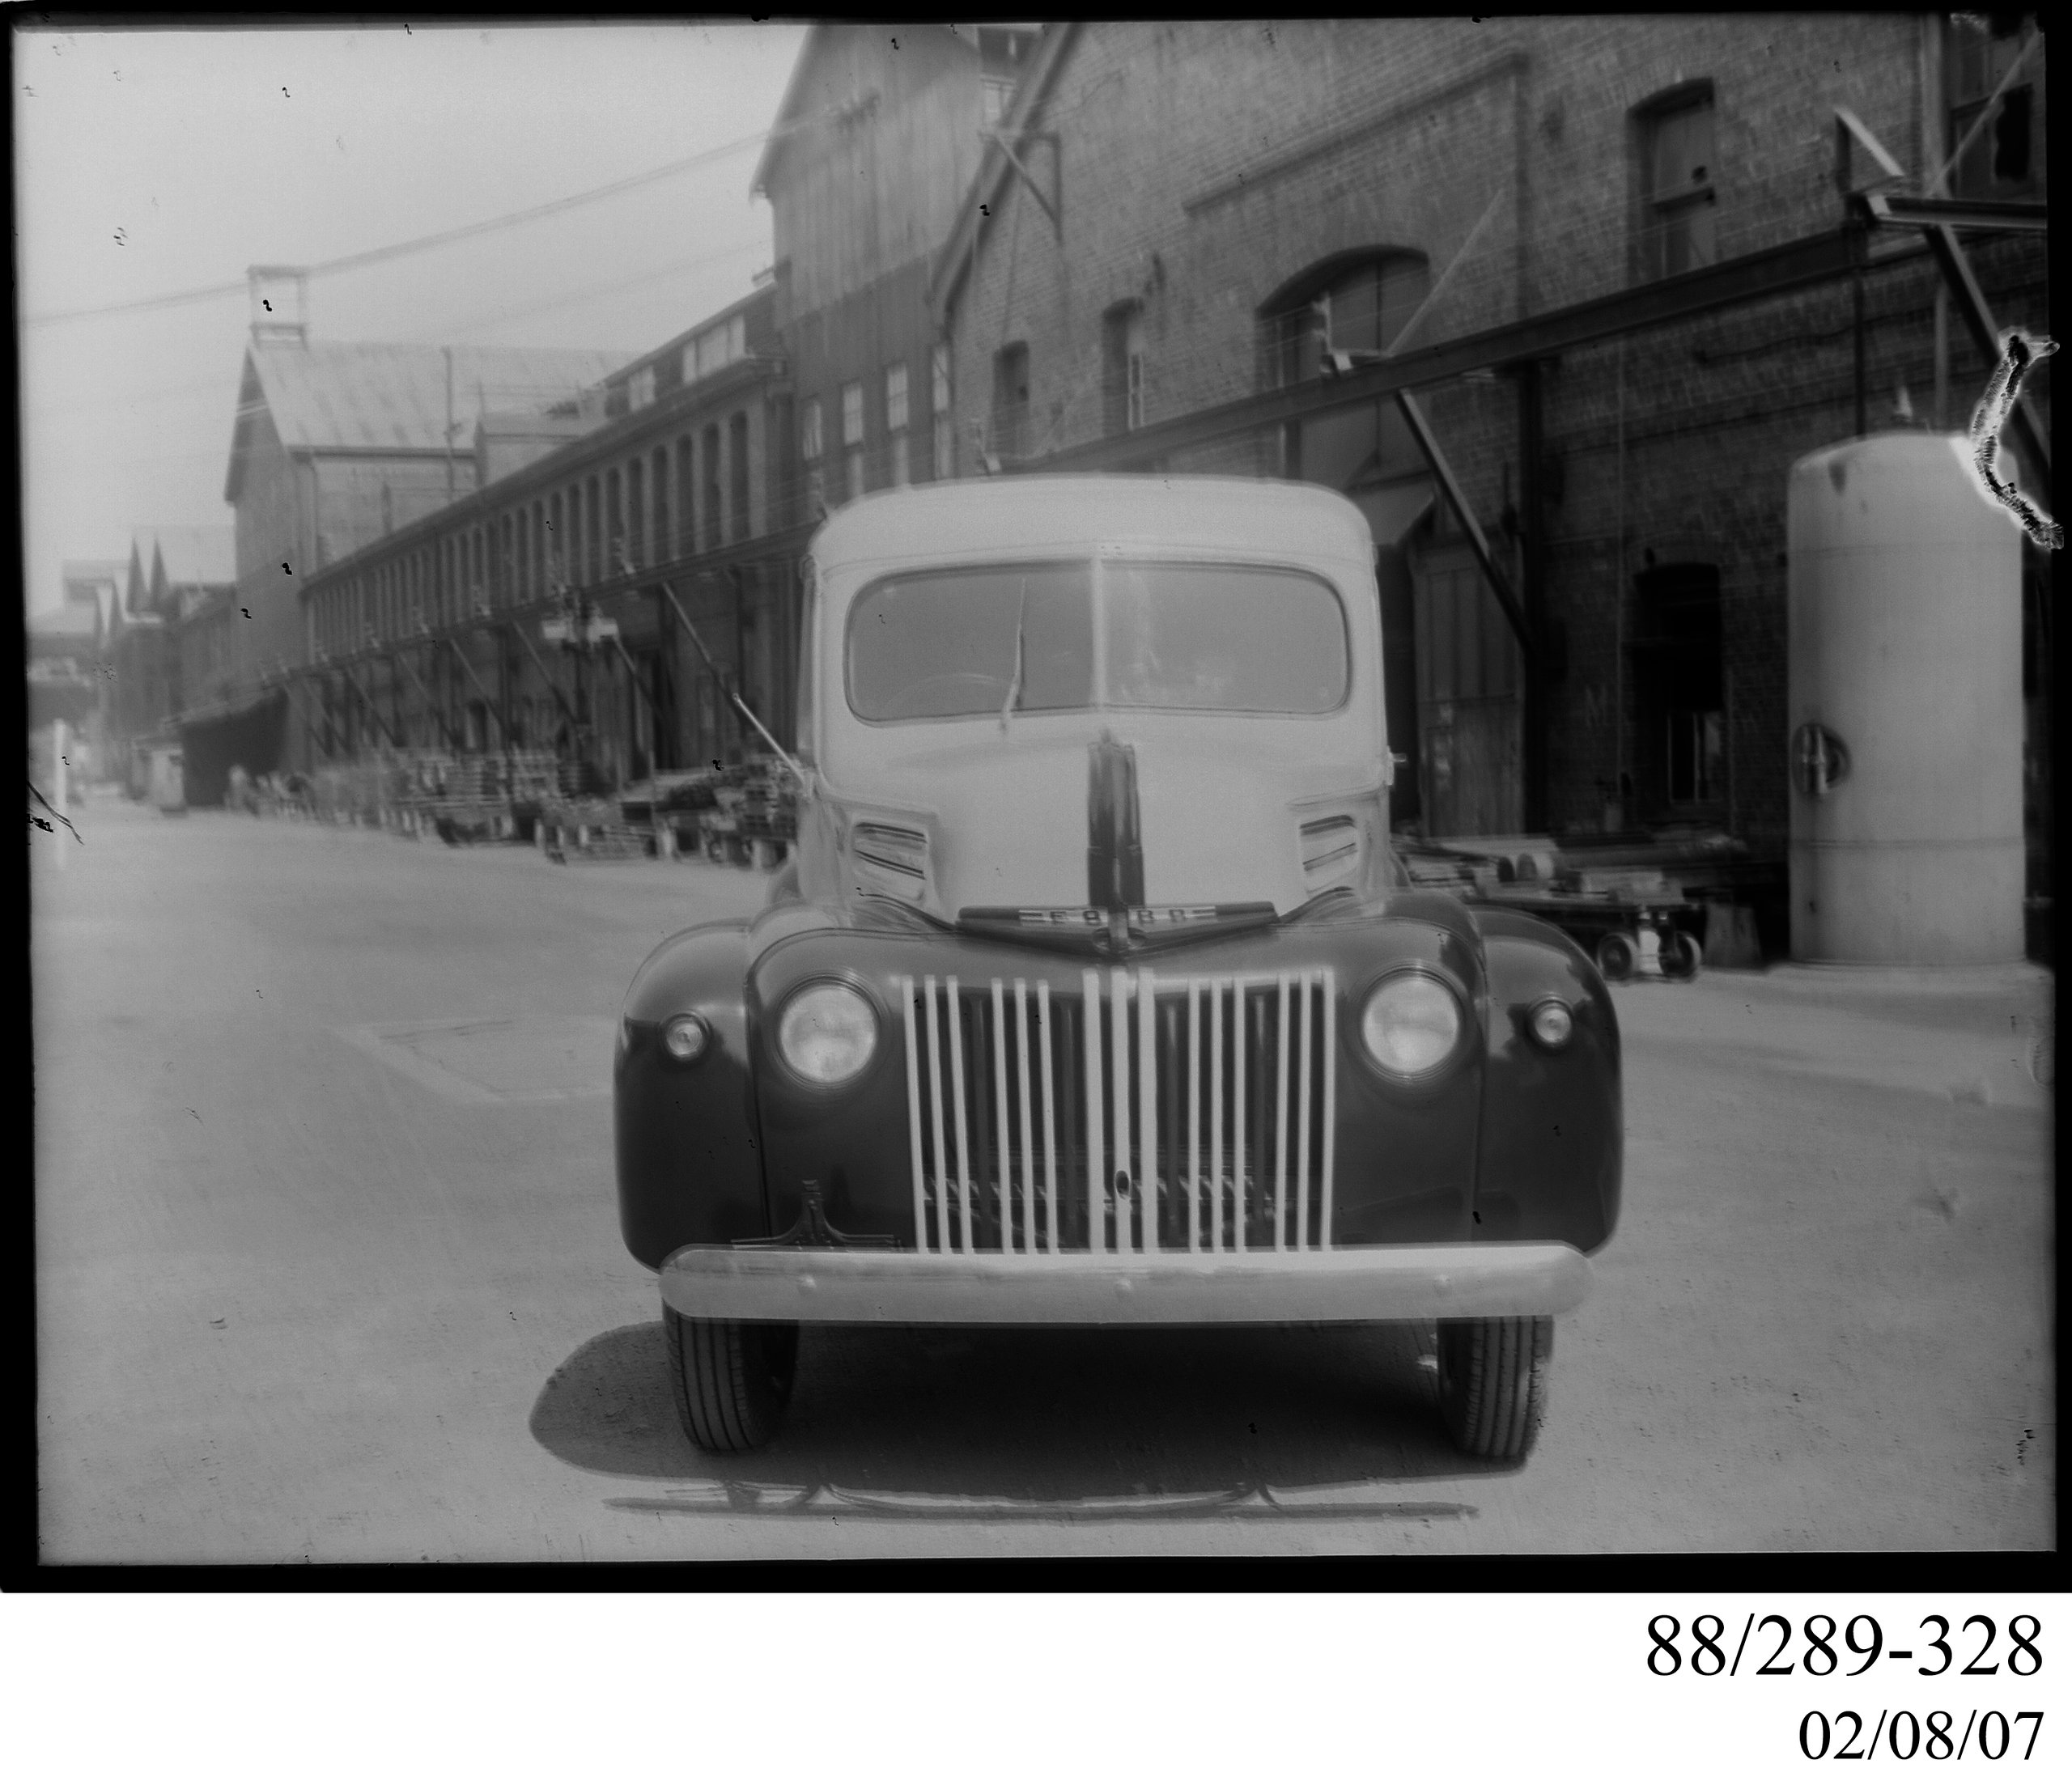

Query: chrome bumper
left=658, top=1240, right=1592, bottom=1325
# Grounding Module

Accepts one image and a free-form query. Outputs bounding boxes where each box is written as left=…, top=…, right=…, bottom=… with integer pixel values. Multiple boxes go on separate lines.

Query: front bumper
left=659, top=1240, right=1592, bottom=1325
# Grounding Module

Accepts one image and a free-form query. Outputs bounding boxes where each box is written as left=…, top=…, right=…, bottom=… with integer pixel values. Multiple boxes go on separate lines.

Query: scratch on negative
left=1966, top=327, right=2061, bottom=550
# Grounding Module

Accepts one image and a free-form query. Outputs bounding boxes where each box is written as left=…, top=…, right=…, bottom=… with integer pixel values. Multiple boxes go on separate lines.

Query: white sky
left=15, top=19, right=811, bottom=619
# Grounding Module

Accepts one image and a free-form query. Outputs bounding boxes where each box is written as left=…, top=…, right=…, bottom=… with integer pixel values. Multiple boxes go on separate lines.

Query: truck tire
left=665, top=1307, right=798, bottom=1453
left=1437, top=1316, right=1552, bottom=1460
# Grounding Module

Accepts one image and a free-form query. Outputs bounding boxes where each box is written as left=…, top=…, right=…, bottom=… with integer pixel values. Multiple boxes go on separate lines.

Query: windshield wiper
left=999, top=575, right=1030, bottom=733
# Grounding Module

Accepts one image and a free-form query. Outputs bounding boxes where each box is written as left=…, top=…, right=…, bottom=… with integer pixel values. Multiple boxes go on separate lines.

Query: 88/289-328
left=1647, top=1615, right=2043, bottom=1678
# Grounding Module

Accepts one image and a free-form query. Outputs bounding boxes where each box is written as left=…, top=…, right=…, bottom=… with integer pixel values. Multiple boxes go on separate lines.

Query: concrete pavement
left=32, top=795, right=2053, bottom=1558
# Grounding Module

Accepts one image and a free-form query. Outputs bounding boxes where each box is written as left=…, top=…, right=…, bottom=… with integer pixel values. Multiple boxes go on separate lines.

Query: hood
left=830, top=717, right=1383, bottom=918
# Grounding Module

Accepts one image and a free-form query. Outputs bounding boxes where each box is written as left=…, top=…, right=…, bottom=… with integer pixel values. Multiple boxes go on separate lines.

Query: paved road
left=33, top=796, right=2053, bottom=1560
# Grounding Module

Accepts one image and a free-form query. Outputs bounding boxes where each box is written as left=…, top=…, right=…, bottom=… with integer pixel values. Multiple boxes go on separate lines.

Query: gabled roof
left=152, top=524, right=237, bottom=592
left=223, top=338, right=635, bottom=503
left=750, top=23, right=977, bottom=199
left=28, top=601, right=101, bottom=642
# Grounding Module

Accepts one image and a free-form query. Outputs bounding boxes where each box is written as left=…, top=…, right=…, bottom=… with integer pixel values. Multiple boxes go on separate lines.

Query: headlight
left=1360, top=972, right=1463, bottom=1077
left=662, top=1012, right=711, bottom=1062
left=776, top=982, right=880, bottom=1085
left=1526, top=998, right=1573, bottom=1050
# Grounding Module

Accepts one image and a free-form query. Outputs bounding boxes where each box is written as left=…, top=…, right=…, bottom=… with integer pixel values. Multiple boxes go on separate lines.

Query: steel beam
left=1861, top=192, right=2048, bottom=234
left=1392, top=392, right=1531, bottom=656
left=1032, top=229, right=1913, bottom=475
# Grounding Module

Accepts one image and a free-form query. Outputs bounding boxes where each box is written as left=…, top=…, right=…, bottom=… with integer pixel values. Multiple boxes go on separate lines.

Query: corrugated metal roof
left=244, top=339, right=635, bottom=456
left=61, top=558, right=125, bottom=587
left=28, top=603, right=101, bottom=641
left=152, top=524, right=237, bottom=590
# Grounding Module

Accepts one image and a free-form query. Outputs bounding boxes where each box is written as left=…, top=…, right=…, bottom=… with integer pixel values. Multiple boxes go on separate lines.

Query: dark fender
left=615, top=919, right=769, bottom=1267
left=1471, top=907, right=1624, bottom=1252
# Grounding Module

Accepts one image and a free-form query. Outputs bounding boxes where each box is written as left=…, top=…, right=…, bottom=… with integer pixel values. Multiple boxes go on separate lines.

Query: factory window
left=675, top=437, right=695, bottom=557
left=702, top=425, right=722, bottom=553
left=626, top=460, right=644, bottom=570
left=605, top=469, right=624, bottom=574
left=1259, top=252, right=1429, bottom=489
left=932, top=344, right=953, bottom=481
left=530, top=501, right=546, bottom=596
left=1943, top=15, right=2041, bottom=199
left=584, top=477, right=602, bottom=584
left=1629, top=561, right=1725, bottom=813
left=499, top=515, right=515, bottom=608
left=802, top=396, right=826, bottom=517
left=1261, top=250, right=1429, bottom=390
left=546, top=492, right=563, bottom=589
left=1633, top=83, right=1717, bottom=281
left=840, top=380, right=865, bottom=502
left=885, top=363, right=911, bottom=486
left=1103, top=302, right=1146, bottom=435
left=651, top=447, right=670, bottom=566
left=991, top=343, right=1030, bottom=461
left=629, top=365, right=656, bottom=411
left=729, top=411, right=750, bottom=542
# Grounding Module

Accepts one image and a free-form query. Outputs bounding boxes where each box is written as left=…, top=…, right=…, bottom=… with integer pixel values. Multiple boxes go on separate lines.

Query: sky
left=15, top=19, right=812, bottom=620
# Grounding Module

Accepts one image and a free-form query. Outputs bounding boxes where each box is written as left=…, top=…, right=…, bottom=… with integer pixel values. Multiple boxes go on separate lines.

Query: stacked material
left=537, top=794, right=652, bottom=862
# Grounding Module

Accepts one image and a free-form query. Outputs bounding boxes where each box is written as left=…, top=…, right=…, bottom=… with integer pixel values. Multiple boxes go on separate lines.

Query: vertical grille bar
left=991, top=979, right=1012, bottom=1253
left=1295, top=972, right=1314, bottom=1250
left=923, top=975, right=948, bottom=1256
left=1187, top=983, right=1202, bottom=1253
left=1110, top=969, right=1134, bottom=1252
left=1136, top=966, right=1157, bottom=1253
left=1232, top=984, right=1247, bottom=1253
left=1273, top=976, right=1291, bottom=1251
left=1014, top=980, right=1034, bottom=1255
left=1037, top=980, right=1057, bottom=1255
left=1209, top=979, right=1225, bottom=1253
left=945, top=973, right=972, bottom=1253
left=1081, top=969, right=1104, bottom=1254
left=1319, top=970, right=1337, bottom=1253
left=902, top=976, right=926, bottom=1254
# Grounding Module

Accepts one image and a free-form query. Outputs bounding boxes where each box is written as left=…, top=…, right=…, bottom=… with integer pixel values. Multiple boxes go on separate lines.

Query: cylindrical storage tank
left=1786, top=431, right=2023, bottom=964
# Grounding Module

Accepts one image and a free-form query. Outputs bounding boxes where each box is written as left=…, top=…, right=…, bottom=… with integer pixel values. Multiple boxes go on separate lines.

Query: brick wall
left=946, top=18, right=2047, bottom=858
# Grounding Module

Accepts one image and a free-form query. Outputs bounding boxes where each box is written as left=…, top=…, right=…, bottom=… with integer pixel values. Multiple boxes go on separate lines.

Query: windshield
left=846, top=559, right=1348, bottom=721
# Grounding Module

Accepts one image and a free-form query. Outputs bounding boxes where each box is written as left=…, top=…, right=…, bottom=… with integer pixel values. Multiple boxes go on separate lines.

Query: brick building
left=28, top=562, right=120, bottom=758
left=105, top=525, right=237, bottom=793
left=756, top=23, right=1041, bottom=515
left=293, top=286, right=799, bottom=788
left=216, top=310, right=632, bottom=787
left=932, top=18, right=2049, bottom=925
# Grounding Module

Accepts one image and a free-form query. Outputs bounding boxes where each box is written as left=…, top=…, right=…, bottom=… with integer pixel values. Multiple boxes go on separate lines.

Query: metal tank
left=1786, top=431, right=2023, bottom=964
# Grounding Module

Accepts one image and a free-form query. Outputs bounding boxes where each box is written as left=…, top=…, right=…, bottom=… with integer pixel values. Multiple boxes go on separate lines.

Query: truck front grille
left=898, top=968, right=1336, bottom=1257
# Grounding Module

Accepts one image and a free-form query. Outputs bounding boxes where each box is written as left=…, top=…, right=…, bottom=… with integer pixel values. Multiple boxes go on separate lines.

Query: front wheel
left=664, top=1307, right=798, bottom=1452
left=1437, top=1316, right=1552, bottom=1460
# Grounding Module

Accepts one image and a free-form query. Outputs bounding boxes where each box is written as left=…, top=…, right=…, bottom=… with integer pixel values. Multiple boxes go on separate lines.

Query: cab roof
left=809, top=474, right=1375, bottom=575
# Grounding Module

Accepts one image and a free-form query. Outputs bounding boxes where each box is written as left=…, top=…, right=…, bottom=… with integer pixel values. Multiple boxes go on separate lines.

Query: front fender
left=1471, top=908, right=1623, bottom=1252
left=615, top=919, right=767, bottom=1266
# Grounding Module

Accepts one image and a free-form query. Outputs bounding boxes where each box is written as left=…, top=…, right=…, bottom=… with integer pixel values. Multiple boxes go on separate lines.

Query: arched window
left=1258, top=249, right=1430, bottom=492
left=1259, top=250, right=1430, bottom=392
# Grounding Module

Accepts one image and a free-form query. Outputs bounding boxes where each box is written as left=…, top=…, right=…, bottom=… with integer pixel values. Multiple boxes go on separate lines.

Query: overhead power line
left=24, top=117, right=793, bottom=330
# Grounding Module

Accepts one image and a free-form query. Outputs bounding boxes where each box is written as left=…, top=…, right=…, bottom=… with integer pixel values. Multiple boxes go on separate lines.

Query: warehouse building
left=292, top=286, right=799, bottom=792
left=932, top=17, right=2049, bottom=941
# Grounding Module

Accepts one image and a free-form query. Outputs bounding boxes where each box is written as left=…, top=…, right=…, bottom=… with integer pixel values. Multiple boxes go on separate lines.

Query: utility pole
left=1515, top=358, right=1550, bottom=836
left=444, top=347, right=456, bottom=502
